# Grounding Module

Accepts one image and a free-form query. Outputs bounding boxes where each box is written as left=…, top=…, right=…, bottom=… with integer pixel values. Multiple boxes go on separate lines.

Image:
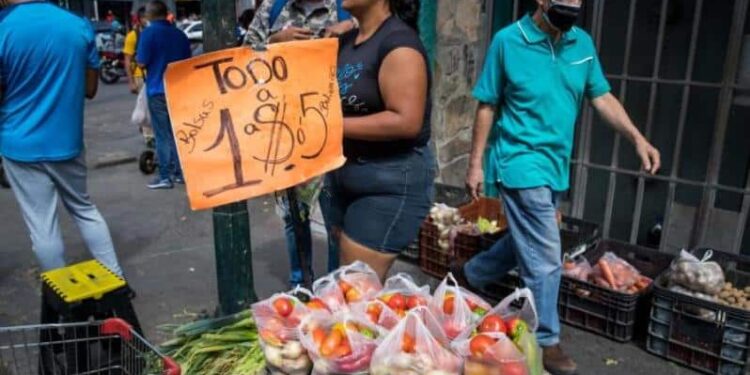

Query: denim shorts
left=322, top=146, right=436, bottom=254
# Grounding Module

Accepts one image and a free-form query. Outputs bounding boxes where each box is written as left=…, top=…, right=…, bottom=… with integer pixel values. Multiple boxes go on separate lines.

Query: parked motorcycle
left=99, top=50, right=127, bottom=84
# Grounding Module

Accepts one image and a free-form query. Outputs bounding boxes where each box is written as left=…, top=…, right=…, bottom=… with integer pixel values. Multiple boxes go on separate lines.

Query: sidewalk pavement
left=0, top=83, right=697, bottom=374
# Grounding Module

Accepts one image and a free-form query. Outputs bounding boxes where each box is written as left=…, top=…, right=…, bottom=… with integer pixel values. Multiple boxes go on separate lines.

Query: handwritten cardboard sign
left=164, top=39, right=345, bottom=210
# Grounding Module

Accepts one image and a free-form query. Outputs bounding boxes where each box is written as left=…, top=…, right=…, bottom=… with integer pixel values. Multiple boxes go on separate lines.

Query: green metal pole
left=202, top=0, right=258, bottom=315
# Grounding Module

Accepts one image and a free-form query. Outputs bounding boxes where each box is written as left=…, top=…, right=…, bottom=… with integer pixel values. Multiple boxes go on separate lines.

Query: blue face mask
left=543, top=0, right=581, bottom=32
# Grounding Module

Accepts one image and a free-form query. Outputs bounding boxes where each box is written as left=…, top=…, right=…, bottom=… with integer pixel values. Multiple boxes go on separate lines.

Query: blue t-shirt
left=0, top=2, right=100, bottom=162
left=473, top=14, right=611, bottom=192
left=137, top=20, right=191, bottom=97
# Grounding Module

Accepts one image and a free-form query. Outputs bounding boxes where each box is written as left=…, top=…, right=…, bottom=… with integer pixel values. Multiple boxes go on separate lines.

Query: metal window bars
left=501, top=0, right=750, bottom=253
left=0, top=319, right=179, bottom=375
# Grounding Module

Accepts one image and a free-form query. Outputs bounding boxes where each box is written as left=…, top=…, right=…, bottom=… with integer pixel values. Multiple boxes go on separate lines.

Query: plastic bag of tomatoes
left=312, top=261, right=383, bottom=310
left=252, top=287, right=329, bottom=374
left=298, top=311, right=382, bottom=374
left=429, top=273, right=492, bottom=339
left=370, top=307, right=462, bottom=375
left=453, top=288, right=543, bottom=375
left=358, top=273, right=431, bottom=329
left=453, top=332, right=529, bottom=375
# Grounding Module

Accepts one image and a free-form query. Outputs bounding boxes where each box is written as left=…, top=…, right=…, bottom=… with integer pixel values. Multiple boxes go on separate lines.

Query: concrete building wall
left=431, top=0, right=486, bottom=187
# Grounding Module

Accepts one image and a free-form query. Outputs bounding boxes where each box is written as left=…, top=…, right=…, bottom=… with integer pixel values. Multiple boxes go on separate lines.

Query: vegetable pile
left=159, top=310, right=265, bottom=375
left=243, top=262, right=545, bottom=375
left=563, top=251, right=653, bottom=294
left=429, top=203, right=505, bottom=253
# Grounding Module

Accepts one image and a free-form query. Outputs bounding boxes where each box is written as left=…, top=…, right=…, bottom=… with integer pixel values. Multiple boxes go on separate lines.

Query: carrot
left=598, top=259, right=617, bottom=289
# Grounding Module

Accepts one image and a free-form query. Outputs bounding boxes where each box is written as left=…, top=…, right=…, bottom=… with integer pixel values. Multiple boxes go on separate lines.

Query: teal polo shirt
left=474, top=14, right=611, bottom=193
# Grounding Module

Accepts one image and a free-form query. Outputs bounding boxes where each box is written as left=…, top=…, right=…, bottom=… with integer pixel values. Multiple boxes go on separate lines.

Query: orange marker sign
left=164, top=39, right=345, bottom=210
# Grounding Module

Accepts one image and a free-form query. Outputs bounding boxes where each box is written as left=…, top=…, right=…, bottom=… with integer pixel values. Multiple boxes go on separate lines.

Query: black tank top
left=337, top=16, right=432, bottom=158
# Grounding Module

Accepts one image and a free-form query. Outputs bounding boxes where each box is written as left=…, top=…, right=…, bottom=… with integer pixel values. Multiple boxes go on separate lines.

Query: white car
left=181, top=21, right=202, bottom=41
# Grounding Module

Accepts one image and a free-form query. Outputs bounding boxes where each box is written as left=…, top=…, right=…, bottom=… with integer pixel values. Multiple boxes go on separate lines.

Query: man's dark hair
left=146, top=0, right=168, bottom=19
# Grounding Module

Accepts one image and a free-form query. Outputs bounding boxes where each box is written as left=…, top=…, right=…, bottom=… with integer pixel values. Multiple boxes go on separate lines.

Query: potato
left=719, top=291, right=732, bottom=299
left=744, top=286, right=750, bottom=294
left=725, top=282, right=733, bottom=290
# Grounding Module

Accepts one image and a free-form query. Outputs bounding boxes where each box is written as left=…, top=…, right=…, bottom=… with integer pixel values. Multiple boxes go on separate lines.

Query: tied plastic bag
left=668, top=249, right=725, bottom=296
left=370, top=307, right=462, bottom=375
left=130, top=86, right=150, bottom=128
left=430, top=273, right=492, bottom=339
left=590, top=252, right=645, bottom=293
left=313, top=261, right=383, bottom=310
left=453, top=332, right=529, bottom=375
left=298, top=311, right=382, bottom=374
left=453, top=288, right=542, bottom=375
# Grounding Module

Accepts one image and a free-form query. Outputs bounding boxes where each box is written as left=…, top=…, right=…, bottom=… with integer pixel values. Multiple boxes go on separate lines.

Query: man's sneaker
left=173, top=176, right=185, bottom=184
left=147, top=178, right=173, bottom=190
left=543, top=344, right=578, bottom=375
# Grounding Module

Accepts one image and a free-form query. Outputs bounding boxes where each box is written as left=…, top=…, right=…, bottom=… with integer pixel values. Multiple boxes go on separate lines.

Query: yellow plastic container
left=41, top=260, right=126, bottom=303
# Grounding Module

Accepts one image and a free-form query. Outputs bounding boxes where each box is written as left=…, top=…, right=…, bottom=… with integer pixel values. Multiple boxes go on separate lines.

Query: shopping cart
left=0, top=318, right=180, bottom=375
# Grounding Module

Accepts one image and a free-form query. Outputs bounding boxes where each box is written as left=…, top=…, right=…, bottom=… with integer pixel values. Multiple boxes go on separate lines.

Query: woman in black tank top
left=322, top=0, right=436, bottom=280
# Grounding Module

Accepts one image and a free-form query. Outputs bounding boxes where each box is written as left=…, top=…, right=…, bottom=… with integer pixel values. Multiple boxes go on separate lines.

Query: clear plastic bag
left=453, top=332, right=528, bottom=375
left=668, top=249, right=725, bottom=296
left=370, top=307, right=461, bottom=375
left=130, top=86, right=150, bottom=128
left=298, top=311, right=382, bottom=374
left=453, top=288, right=542, bottom=375
left=312, top=261, right=383, bottom=310
left=251, top=289, right=312, bottom=347
left=590, top=252, right=643, bottom=292
left=429, top=273, right=492, bottom=339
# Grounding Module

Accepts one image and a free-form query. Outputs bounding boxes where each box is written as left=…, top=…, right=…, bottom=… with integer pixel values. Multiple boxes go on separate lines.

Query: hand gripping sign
left=164, top=39, right=345, bottom=210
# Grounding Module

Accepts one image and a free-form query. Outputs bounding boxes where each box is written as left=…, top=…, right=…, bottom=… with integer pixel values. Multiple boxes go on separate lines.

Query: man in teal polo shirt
left=460, top=0, right=660, bottom=373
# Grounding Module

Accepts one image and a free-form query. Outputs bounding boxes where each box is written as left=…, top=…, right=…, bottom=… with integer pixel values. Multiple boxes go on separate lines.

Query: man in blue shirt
left=0, top=0, right=122, bottom=275
left=459, top=1, right=660, bottom=373
left=137, top=0, right=191, bottom=189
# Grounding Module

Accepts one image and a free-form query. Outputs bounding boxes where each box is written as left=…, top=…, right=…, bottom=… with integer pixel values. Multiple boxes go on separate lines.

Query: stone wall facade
left=431, top=0, right=487, bottom=187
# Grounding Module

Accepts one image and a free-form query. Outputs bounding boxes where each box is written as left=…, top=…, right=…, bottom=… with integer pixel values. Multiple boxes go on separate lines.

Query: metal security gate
left=491, top=0, right=750, bottom=254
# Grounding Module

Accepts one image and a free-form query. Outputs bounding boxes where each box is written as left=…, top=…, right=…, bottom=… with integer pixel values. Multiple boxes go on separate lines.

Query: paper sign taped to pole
left=164, top=39, right=345, bottom=210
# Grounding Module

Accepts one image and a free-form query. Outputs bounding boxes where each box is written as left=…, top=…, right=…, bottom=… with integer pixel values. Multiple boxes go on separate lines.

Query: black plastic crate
left=558, top=240, right=674, bottom=342
left=560, top=217, right=600, bottom=254
left=481, top=217, right=601, bottom=300
left=646, top=248, right=750, bottom=374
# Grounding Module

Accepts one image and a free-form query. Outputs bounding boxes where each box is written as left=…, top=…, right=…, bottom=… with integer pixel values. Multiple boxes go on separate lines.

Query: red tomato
left=321, top=329, right=344, bottom=358
left=501, top=361, right=528, bottom=375
left=345, top=288, right=362, bottom=303
left=387, top=293, right=406, bottom=310
left=312, top=327, right=326, bottom=348
left=307, top=298, right=329, bottom=311
left=469, top=334, right=497, bottom=358
left=339, top=280, right=353, bottom=293
left=272, top=297, right=294, bottom=317
left=466, top=298, right=478, bottom=311
left=401, top=333, right=416, bottom=353
left=406, top=295, right=427, bottom=309
left=479, top=314, right=507, bottom=334
left=443, top=295, right=455, bottom=315
left=332, top=336, right=352, bottom=358
left=443, top=321, right=463, bottom=339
